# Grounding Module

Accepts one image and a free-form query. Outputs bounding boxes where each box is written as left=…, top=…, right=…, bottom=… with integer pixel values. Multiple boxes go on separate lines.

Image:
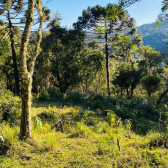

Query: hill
left=137, top=21, right=168, bottom=50
left=85, top=21, right=168, bottom=51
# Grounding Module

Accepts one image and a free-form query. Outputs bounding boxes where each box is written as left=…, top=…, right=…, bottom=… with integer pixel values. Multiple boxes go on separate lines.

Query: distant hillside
left=137, top=21, right=168, bottom=50
left=85, top=21, right=168, bottom=51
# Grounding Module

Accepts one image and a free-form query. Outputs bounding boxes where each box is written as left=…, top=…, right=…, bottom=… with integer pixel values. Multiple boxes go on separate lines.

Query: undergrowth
left=0, top=90, right=168, bottom=167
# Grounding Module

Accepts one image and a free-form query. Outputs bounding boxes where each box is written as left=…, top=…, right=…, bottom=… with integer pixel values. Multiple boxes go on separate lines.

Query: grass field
left=0, top=101, right=168, bottom=168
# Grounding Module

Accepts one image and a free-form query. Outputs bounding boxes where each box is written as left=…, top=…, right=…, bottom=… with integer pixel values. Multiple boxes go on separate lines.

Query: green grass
left=0, top=102, right=168, bottom=167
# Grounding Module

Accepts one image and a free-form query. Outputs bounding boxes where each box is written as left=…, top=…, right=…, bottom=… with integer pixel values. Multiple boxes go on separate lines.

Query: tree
left=0, top=0, right=24, bottom=95
left=73, top=3, right=136, bottom=95
left=19, top=0, right=45, bottom=138
left=112, top=33, right=142, bottom=62
left=139, top=46, right=162, bottom=107
left=42, top=27, right=85, bottom=93
left=121, top=0, right=141, bottom=8
left=157, top=1, right=168, bottom=25
left=111, top=34, right=142, bottom=98
left=79, top=42, right=104, bottom=93
left=113, top=62, right=142, bottom=98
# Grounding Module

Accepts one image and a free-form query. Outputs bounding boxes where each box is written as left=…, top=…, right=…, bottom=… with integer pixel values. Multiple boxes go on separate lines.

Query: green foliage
left=141, top=75, right=161, bottom=96
left=38, top=90, right=50, bottom=101
left=48, top=88, right=64, bottom=102
left=42, top=27, right=85, bottom=93
left=66, top=92, right=86, bottom=104
left=113, top=63, right=142, bottom=98
left=107, top=111, right=116, bottom=127
left=0, top=90, right=21, bottom=125
left=34, top=117, right=43, bottom=130
left=141, top=75, right=161, bottom=87
left=0, top=123, right=18, bottom=155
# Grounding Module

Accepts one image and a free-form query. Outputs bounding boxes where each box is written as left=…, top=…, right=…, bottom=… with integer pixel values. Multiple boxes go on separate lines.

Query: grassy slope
left=0, top=102, right=168, bottom=168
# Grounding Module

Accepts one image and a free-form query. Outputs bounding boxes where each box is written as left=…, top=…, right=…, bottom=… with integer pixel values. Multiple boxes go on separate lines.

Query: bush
left=48, top=88, right=64, bottom=102
left=38, top=90, right=50, bottom=101
left=141, top=75, right=161, bottom=93
left=70, top=122, right=91, bottom=138
left=141, top=75, right=161, bottom=87
left=0, top=90, right=21, bottom=125
left=66, top=92, right=86, bottom=104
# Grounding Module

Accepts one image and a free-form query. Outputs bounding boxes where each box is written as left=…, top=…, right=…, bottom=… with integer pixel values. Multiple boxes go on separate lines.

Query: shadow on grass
left=0, top=144, right=10, bottom=156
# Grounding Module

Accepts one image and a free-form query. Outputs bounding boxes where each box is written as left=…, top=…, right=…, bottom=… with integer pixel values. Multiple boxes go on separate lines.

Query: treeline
left=0, top=3, right=168, bottom=106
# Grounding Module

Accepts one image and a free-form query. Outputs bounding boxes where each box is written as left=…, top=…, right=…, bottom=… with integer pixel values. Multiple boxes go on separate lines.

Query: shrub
left=0, top=90, right=21, bottom=125
left=38, top=90, right=50, bottom=101
left=70, top=122, right=91, bottom=138
left=141, top=75, right=161, bottom=93
left=66, top=92, right=86, bottom=104
left=48, top=88, right=64, bottom=102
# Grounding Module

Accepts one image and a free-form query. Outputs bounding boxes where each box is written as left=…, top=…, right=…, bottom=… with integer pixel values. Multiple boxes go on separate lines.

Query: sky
left=44, top=0, right=163, bottom=28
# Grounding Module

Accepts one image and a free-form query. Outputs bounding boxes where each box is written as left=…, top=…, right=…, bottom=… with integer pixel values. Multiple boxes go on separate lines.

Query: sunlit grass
left=0, top=102, right=168, bottom=167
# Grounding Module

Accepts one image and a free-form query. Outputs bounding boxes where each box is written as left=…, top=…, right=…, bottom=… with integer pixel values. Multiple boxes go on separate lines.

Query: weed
left=34, top=117, right=43, bottom=130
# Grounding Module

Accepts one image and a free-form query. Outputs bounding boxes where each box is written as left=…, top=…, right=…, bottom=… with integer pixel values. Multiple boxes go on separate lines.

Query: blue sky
left=44, top=0, right=163, bottom=28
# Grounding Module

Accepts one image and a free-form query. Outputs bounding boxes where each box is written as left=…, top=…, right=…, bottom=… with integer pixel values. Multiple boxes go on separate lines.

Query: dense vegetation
left=0, top=0, right=168, bottom=167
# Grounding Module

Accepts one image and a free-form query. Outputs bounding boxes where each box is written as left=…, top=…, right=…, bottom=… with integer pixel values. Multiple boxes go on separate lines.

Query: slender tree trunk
left=148, top=90, right=151, bottom=107
left=105, top=31, right=110, bottom=95
left=20, top=75, right=32, bottom=137
left=131, top=87, right=133, bottom=98
left=8, top=11, right=20, bottom=96
left=126, top=87, right=129, bottom=98
left=19, top=0, right=35, bottom=138
left=19, top=0, right=43, bottom=138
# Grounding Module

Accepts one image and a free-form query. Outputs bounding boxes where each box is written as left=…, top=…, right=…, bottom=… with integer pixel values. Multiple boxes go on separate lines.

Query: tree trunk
left=148, top=90, right=151, bottom=107
left=8, top=11, right=20, bottom=96
left=130, top=87, right=133, bottom=98
left=20, top=74, right=32, bottom=138
left=19, top=0, right=35, bottom=138
left=105, top=31, right=110, bottom=96
left=19, top=0, right=43, bottom=139
left=126, top=87, right=129, bottom=98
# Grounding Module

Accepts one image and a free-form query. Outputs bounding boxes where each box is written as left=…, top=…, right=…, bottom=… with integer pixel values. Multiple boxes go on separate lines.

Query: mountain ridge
left=136, top=21, right=168, bottom=50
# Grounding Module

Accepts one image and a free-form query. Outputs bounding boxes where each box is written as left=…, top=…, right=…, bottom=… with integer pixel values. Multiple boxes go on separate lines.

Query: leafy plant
left=0, top=90, right=21, bottom=125
left=107, top=111, right=116, bottom=127
left=34, top=117, right=43, bottom=130
left=141, top=75, right=161, bottom=89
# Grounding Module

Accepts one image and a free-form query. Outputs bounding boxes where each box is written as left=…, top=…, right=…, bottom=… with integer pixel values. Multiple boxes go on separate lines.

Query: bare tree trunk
left=105, top=31, right=110, bottom=96
left=131, top=87, right=133, bottom=98
left=19, top=0, right=35, bottom=138
left=8, top=11, right=20, bottom=96
left=126, top=87, right=129, bottom=98
left=148, top=90, right=151, bottom=107
left=19, top=0, right=43, bottom=139
left=20, top=75, right=32, bottom=137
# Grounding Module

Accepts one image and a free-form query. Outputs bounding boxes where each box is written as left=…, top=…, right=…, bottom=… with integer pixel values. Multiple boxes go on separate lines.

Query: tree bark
left=148, top=90, right=151, bottom=107
left=20, top=75, right=32, bottom=137
left=8, top=11, right=20, bottom=96
left=131, top=87, right=133, bottom=98
left=105, top=31, right=110, bottom=96
left=19, top=0, right=44, bottom=139
left=126, top=87, right=129, bottom=98
left=19, top=0, right=35, bottom=138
